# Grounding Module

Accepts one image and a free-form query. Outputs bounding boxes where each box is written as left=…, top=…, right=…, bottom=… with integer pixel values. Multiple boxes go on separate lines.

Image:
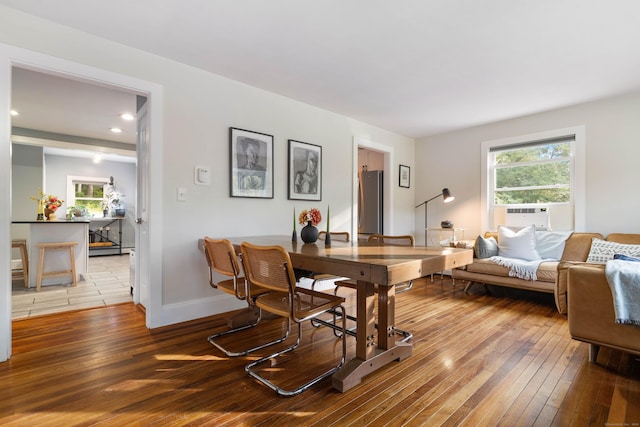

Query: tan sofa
left=452, top=232, right=603, bottom=313
left=567, top=263, right=640, bottom=362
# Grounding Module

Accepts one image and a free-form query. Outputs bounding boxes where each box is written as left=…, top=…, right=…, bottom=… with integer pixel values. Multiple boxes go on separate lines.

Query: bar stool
left=36, top=242, right=78, bottom=292
left=11, top=239, right=29, bottom=287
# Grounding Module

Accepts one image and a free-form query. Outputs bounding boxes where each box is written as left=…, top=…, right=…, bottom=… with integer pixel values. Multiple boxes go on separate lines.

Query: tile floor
left=12, top=254, right=132, bottom=319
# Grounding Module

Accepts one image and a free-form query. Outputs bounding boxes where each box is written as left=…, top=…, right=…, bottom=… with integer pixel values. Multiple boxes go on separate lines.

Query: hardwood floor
left=2, top=277, right=639, bottom=426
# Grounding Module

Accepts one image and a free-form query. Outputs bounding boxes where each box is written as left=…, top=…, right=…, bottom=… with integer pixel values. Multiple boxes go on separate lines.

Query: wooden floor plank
left=1, top=278, right=639, bottom=426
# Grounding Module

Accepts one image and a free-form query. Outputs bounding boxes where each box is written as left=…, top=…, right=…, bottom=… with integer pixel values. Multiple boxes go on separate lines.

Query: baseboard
left=157, top=294, right=245, bottom=327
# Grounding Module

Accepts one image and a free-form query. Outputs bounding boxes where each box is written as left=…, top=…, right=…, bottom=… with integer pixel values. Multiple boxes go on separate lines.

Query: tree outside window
left=493, top=141, right=572, bottom=205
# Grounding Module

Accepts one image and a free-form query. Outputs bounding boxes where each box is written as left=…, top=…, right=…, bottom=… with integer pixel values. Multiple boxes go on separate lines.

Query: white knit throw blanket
left=605, top=259, right=640, bottom=327
left=489, top=256, right=547, bottom=281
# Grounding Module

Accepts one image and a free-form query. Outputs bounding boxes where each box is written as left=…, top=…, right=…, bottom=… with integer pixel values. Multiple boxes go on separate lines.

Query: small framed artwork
left=229, top=127, right=274, bottom=198
left=288, top=139, right=322, bottom=201
left=399, top=164, right=410, bottom=188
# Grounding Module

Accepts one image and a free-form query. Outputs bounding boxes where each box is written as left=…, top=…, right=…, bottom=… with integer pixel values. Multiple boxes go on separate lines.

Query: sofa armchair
left=567, top=263, right=640, bottom=362
left=452, top=231, right=602, bottom=313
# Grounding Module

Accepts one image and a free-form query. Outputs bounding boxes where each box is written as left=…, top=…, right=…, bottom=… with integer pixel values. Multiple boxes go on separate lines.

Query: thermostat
left=194, top=165, right=210, bottom=185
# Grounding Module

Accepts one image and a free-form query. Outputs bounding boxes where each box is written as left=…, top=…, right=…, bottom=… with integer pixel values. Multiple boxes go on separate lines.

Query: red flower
left=298, top=208, right=322, bottom=226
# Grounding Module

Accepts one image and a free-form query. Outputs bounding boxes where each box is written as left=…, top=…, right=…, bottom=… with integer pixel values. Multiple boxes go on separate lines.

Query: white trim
left=480, top=125, right=586, bottom=232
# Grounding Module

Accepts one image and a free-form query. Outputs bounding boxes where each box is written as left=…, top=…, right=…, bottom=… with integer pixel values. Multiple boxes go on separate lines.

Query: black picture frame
left=288, top=140, right=322, bottom=201
left=229, top=127, right=274, bottom=198
left=399, top=164, right=410, bottom=188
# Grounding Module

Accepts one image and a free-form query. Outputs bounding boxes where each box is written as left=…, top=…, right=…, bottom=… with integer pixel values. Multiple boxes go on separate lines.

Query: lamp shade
left=442, top=188, right=454, bottom=203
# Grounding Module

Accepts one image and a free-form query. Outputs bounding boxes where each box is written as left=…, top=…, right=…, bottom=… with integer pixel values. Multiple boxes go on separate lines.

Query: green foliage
left=494, top=141, right=572, bottom=205
left=495, top=142, right=570, bottom=164
left=75, top=183, right=105, bottom=198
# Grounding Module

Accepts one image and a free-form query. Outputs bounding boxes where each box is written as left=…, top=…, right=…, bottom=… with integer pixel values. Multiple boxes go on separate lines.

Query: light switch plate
left=177, top=187, right=187, bottom=201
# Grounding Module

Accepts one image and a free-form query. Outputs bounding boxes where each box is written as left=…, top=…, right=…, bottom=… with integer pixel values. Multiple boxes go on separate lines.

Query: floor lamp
left=415, top=188, right=455, bottom=245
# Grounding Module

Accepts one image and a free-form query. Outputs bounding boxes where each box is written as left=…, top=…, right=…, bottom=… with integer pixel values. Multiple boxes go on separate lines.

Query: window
left=66, top=176, right=109, bottom=217
left=492, top=137, right=572, bottom=205
left=481, top=127, right=585, bottom=231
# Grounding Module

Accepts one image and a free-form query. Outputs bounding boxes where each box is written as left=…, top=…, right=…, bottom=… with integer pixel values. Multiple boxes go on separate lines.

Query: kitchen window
left=66, top=176, right=109, bottom=217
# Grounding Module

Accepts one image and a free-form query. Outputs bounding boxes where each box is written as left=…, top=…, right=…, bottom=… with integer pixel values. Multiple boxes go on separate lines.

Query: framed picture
left=229, top=127, right=274, bottom=198
left=399, top=164, right=410, bottom=188
left=288, top=140, right=322, bottom=201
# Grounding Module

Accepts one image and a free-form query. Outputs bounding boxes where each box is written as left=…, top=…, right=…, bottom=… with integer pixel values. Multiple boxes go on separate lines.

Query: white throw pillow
left=497, top=224, right=541, bottom=261
left=586, top=238, right=640, bottom=264
left=535, top=230, right=573, bottom=260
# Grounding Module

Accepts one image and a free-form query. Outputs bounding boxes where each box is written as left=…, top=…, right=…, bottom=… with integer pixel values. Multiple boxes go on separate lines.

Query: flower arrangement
left=298, top=208, right=322, bottom=226
left=31, top=190, right=64, bottom=212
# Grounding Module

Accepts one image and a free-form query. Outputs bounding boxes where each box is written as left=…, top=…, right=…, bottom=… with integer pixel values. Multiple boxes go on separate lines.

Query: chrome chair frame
left=241, top=242, right=347, bottom=397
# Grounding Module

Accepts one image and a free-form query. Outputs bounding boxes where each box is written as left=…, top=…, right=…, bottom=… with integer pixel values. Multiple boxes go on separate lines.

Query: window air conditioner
left=505, top=207, right=550, bottom=230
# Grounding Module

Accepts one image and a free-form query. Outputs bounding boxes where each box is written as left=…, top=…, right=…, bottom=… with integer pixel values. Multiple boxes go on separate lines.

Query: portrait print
left=230, top=128, right=273, bottom=198
left=288, top=140, right=322, bottom=201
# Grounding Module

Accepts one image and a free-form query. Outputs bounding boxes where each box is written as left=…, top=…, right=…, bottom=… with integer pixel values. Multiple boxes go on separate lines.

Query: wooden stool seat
left=36, top=242, right=78, bottom=292
left=12, top=239, right=29, bottom=288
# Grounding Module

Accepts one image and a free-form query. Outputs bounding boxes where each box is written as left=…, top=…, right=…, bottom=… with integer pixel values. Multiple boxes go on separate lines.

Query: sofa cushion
left=474, top=235, right=498, bottom=259
left=497, top=225, right=540, bottom=261
left=586, top=238, right=640, bottom=264
left=465, top=258, right=559, bottom=283
left=536, top=231, right=572, bottom=260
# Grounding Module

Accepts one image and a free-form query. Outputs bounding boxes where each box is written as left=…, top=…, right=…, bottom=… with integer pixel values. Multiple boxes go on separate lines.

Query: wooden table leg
left=377, top=284, right=396, bottom=350
left=356, top=280, right=376, bottom=360
left=332, top=281, right=412, bottom=392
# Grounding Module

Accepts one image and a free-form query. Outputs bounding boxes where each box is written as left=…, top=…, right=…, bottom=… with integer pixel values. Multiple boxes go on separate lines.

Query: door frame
left=0, top=43, right=164, bottom=361
left=352, top=136, right=394, bottom=238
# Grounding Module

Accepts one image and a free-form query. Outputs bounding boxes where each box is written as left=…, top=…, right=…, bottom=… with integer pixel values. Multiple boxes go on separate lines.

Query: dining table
left=224, top=235, right=474, bottom=392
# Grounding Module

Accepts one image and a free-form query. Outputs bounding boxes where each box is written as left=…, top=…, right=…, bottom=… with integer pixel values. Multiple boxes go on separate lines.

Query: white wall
left=416, top=91, right=640, bottom=241
left=42, top=154, right=136, bottom=248
left=0, top=7, right=415, bottom=325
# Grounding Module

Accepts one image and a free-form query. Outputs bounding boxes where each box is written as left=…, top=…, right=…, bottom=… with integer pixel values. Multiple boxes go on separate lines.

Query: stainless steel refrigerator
left=359, top=170, right=383, bottom=234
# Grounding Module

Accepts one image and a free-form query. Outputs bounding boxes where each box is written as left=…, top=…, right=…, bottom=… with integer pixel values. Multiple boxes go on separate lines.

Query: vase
left=44, top=207, right=53, bottom=220
left=37, top=200, right=45, bottom=220
left=300, top=221, right=319, bottom=244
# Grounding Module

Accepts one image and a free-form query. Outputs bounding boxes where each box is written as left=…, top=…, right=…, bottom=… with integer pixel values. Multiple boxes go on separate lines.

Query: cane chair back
left=368, top=234, right=414, bottom=246
left=203, top=237, right=243, bottom=299
left=319, top=231, right=350, bottom=242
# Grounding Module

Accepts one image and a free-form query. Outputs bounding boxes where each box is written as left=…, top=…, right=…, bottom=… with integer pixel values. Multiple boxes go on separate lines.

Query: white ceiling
left=11, top=68, right=138, bottom=145
left=3, top=0, right=640, bottom=139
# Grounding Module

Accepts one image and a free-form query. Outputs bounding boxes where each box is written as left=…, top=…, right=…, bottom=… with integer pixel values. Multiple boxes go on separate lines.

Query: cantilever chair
left=240, top=242, right=347, bottom=396
left=203, top=237, right=287, bottom=356
left=333, top=233, right=415, bottom=342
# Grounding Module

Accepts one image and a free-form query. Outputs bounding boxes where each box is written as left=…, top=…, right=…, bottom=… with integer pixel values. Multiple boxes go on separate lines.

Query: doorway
left=10, top=67, right=139, bottom=319
left=0, top=44, right=163, bottom=361
left=352, top=136, right=394, bottom=239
